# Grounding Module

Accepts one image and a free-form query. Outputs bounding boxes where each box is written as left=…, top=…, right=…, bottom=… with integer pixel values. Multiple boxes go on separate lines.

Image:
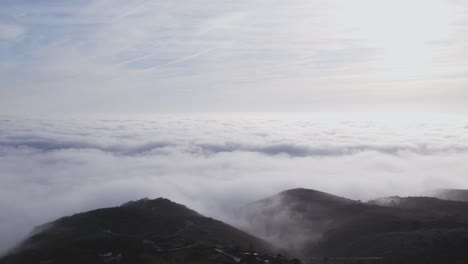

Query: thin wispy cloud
left=1, top=0, right=467, bottom=114
left=142, top=49, right=213, bottom=72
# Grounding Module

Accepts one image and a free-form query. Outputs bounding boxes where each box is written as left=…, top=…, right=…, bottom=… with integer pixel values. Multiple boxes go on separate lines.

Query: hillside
left=240, top=189, right=372, bottom=258
left=5, top=190, right=468, bottom=264
left=0, top=198, right=284, bottom=264
left=240, top=188, right=468, bottom=264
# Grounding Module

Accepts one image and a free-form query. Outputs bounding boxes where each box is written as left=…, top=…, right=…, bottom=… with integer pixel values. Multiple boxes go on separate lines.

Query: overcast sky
left=1, top=0, right=468, bottom=114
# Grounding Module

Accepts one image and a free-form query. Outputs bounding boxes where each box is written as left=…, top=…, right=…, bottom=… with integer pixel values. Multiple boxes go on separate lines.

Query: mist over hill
left=427, top=189, right=468, bottom=202
left=5, top=188, right=468, bottom=264
left=240, top=188, right=468, bottom=264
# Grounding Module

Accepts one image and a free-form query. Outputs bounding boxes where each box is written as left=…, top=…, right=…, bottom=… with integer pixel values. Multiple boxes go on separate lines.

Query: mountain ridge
left=5, top=188, right=468, bottom=264
left=1, top=197, right=285, bottom=264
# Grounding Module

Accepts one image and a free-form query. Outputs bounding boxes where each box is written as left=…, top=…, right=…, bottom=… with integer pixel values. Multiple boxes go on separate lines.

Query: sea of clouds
left=1, top=113, right=468, bottom=254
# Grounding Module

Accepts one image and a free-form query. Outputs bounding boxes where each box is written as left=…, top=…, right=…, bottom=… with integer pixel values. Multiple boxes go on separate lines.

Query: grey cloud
left=2, top=134, right=468, bottom=158
left=191, top=143, right=468, bottom=157
left=0, top=137, right=173, bottom=156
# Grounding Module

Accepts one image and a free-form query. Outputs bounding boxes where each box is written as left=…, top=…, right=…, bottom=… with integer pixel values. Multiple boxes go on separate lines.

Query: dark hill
left=1, top=198, right=276, bottom=264
left=241, top=188, right=468, bottom=264
left=240, top=188, right=367, bottom=258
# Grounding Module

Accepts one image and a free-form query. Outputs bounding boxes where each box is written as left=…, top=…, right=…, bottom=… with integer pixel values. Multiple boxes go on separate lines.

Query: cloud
left=1, top=114, right=468, bottom=255
left=0, top=24, right=25, bottom=41
left=0, top=137, right=173, bottom=155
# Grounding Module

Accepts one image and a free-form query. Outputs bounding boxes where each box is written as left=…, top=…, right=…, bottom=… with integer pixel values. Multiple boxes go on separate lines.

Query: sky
left=1, top=0, right=468, bottom=114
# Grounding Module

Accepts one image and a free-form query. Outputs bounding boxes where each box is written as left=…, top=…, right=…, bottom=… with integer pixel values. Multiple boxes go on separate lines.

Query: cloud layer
left=1, top=114, right=468, bottom=255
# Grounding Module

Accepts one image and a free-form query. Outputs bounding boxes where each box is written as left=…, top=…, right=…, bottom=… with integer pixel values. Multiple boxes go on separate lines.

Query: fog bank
left=1, top=113, right=468, bottom=255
